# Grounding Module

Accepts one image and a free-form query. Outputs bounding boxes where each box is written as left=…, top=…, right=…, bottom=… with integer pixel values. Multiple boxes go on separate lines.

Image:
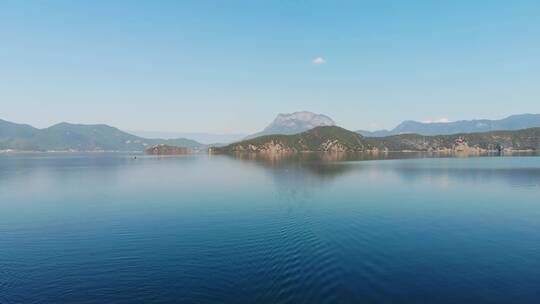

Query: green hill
left=0, top=119, right=40, bottom=150
left=214, top=126, right=540, bottom=153
left=215, top=126, right=366, bottom=153
left=0, top=119, right=204, bottom=152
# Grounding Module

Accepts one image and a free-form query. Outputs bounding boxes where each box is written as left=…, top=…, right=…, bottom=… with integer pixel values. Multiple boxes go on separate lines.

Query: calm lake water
left=1, top=153, right=540, bottom=303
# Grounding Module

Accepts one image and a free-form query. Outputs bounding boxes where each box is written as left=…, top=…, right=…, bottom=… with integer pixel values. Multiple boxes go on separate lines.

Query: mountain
left=357, top=114, right=540, bottom=137
left=246, top=111, right=335, bottom=139
left=217, top=126, right=363, bottom=153
left=214, top=125, right=540, bottom=153
left=361, top=128, right=540, bottom=152
left=0, top=119, right=204, bottom=152
left=0, top=119, right=40, bottom=139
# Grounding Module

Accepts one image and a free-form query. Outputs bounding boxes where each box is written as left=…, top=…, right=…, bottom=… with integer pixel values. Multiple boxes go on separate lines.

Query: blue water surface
left=1, top=153, right=539, bottom=303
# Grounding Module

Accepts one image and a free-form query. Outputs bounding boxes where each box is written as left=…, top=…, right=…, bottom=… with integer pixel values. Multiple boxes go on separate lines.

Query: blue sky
left=1, top=0, right=539, bottom=133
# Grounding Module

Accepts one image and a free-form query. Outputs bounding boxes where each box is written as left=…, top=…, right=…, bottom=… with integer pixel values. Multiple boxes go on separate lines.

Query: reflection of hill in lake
left=229, top=152, right=355, bottom=179
left=227, top=151, right=540, bottom=193
left=225, top=153, right=356, bottom=205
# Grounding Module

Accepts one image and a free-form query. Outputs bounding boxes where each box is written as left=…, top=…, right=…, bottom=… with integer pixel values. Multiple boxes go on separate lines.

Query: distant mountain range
left=246, top=111, right=335, bottom=139
left=0, top=119, right=204, bottom=152
left=357, top=114, right=540, bottom=136
left=127, top=130, right=247, bottom=145
left=3, top=112, right=540, bottom=152
left=215, top=126, right=540, bottom=153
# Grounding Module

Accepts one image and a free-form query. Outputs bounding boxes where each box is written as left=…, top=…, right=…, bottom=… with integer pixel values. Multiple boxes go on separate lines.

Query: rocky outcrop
left=321, top=140, right=348, bottom=152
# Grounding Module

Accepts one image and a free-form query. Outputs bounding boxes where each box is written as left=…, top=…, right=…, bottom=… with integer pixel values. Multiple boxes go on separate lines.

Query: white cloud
left=312, top=57, right=326, bottom=65
left=422, top=118, right=451, bottom=123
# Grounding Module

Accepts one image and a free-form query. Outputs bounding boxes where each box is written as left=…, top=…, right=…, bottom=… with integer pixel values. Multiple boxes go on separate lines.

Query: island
left=145, top=144, right=192, bottom=155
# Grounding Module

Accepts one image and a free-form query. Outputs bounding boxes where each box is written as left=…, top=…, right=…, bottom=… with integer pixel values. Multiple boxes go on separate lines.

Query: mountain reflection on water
left=226, top=151, right=540, bottom=188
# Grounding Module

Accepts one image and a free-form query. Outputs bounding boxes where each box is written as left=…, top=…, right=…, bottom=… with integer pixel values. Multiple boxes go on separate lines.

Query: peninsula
left=213, top=126, right=540, bottom=153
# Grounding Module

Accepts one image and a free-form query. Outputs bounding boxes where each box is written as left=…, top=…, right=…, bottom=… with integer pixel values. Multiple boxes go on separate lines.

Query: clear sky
left=1, top=0, right=539, bottom=133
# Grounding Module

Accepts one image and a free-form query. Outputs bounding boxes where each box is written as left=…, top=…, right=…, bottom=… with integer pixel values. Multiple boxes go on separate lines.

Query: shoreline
left=2, top=149, right=538, bottom=154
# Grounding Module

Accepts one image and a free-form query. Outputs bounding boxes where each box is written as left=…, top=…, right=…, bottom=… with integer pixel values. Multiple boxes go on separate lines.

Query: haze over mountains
left=2, top=112, right=540, bottom=152
left=357, top=114, right=540, bottom=137
left=128, top=130, right=247, bottom=145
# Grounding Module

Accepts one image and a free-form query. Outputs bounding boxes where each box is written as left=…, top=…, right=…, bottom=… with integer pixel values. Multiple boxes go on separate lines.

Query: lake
left=1, top=153, right=539, bottom=303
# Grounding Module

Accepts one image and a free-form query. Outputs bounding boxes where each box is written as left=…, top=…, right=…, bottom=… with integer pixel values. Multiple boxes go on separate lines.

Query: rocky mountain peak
left=270, top=111, right=335, bottom=130
left=246, top=111, right=336, bottom=139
